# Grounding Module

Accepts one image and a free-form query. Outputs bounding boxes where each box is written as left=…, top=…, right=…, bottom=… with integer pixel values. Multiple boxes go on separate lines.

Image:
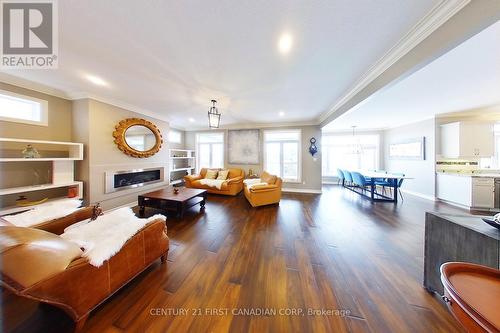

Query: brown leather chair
left=0, top=207, right=169, bottom=332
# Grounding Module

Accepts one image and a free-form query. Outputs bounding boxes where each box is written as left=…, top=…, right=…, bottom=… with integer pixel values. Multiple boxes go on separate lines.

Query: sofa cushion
left=204, top=169, right=218, bottom=179
left=217, top=169, right=229, bottom=180
left=261, top=171, right=277, bottom=185
left=227, top=168, right=243, bottom=179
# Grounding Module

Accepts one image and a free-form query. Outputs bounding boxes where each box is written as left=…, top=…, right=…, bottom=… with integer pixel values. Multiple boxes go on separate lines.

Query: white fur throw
left=243, top=178, right=261, bottom=186
left=247, top=182, right=268, bottom=190
left=243, top=178, right=268, bottom=189
left=199, top=178, right=225, bottom=190
left=61, top=207, right=165, bottom=267
left=3, top=199, right=83, bottom=227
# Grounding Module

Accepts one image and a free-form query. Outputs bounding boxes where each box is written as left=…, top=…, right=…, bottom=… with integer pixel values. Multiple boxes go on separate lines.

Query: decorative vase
left=22, top=144, right=40, bottom=158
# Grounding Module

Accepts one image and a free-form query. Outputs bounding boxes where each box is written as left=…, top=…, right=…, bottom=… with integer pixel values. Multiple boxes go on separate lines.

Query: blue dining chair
left=350, top=171, right=373, bottom=193
left=392, top=172, right=405, bottom=201
left=373, top=170, right=391, bottom=195
left=342, top=170, right=353, bottom=187
left=337, top=169, right=345, bottom=186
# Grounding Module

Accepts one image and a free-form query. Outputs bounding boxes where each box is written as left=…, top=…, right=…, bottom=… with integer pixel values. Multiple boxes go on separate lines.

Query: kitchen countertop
left=428, top=212, right=500, bottom=240
left=436, top=172, right=500, bottom=178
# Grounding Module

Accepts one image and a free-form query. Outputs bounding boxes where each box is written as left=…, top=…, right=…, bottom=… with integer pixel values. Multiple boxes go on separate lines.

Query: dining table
left=356, top=171, right=413, bottom=203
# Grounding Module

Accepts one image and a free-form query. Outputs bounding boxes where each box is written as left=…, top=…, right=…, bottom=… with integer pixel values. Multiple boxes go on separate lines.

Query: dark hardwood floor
left=2, top=185, right=468, bottom=333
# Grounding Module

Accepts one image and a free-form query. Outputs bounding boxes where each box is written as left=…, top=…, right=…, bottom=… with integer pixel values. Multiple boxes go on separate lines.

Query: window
left=196, top=132, right=224, bottom=170
left=322, top=133, right=380, bottom=176
left=0, top=89, right=48, bottom=125
left=264, top=130, right=301, bottom=182
left=168, top=129, right=182, bottom=143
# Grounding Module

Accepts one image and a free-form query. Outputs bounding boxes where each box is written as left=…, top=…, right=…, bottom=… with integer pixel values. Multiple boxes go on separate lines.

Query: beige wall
left=185, top=125, right=322, bottom=192
left=0, top=82, right=72, bottom=141
left=72, top=99, right=91, bottom=203
left=0, top=83, right=73, bottom=208
left=383, top=118, right=436, bottom=198
left=76, top=99, right=173, bottom=210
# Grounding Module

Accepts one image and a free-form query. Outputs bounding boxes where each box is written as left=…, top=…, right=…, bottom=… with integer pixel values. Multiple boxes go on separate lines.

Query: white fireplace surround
left=105, top=167, right=165, bottom=193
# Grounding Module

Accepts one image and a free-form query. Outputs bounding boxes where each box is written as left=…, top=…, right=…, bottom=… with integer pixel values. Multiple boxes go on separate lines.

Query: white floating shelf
left=0, top=138, right=82, bottom=145
left=0, top=181, right=83, bottom=196
left=170, top=156, right=195, bottom=159
left=0, top=196, right=83, bottom=216
left=0, top=157, right=81, bottom=162
left=170, top=167, right=195, bottom=172
left=0, top=137, right=83, bottom=161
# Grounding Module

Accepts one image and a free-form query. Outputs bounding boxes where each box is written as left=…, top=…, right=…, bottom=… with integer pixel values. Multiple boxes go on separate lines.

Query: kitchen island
left=424, top=212, right=500, bottom=294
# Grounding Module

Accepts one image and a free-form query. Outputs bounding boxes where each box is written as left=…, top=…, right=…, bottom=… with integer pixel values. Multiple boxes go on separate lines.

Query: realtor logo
left=1, top=0, right=58, bottom=68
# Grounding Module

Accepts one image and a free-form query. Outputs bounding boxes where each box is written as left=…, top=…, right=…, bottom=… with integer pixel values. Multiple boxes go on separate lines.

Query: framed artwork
left=228, top=129, right=260, bottom=164
left=389, top=137, right=425, bottom=160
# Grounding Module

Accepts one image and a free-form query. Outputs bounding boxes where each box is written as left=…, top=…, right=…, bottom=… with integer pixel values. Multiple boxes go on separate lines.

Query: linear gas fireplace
left=105, top=167, right=165, bottom=193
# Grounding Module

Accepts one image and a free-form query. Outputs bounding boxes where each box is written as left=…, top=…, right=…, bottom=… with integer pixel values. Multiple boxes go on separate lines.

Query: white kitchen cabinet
left=436, top=173, right=472, bottom=207
left=436, top=173, right=496, bottom=209
left=440, top=121, right=494, bottom=158
left=471, top=178, right=494, bottom=208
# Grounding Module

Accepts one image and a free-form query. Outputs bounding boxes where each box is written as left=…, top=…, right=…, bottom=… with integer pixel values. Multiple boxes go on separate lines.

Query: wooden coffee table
left=138, top=187, right=207, bottom=218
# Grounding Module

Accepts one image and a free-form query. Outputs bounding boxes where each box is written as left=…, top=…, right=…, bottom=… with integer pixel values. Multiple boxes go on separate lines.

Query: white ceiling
left=0, top=0, right=441, bottom=129
left=323, top=19, right=500, bottom=131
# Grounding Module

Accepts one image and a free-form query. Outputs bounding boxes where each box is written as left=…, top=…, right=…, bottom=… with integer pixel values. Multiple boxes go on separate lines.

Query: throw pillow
left=205, top=169, right=218, bottom=179
left=217, top=169, right=229, bottom=180
left=261, top=171, right=277, bottom=185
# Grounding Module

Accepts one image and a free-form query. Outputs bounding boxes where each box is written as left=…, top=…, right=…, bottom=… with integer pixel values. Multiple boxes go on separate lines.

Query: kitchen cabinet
left=436, top=173, right=496, bottom=209
left=472, top=178, right=494, bottom=208
left=436, top=173, right=472, bottom=207
left=440, top=121, right=494, bottom=158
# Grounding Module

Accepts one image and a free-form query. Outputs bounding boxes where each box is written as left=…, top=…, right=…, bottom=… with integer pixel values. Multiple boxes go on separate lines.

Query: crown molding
left=183, top=119, right=319, bottom=132
left=318, top=0, right=471, bottom=124
left=67, top=92, right=172, bottom=123
left=0, top=73, right=70, bottom=99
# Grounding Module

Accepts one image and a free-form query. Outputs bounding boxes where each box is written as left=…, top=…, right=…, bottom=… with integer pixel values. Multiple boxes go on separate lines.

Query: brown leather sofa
left=0, top=206, right=104, bottom=235
left=0, top=207, right=169, bottom=332
left=184, top=168, right=244, bottom=195
left=244, top=171, right=283, bottom=207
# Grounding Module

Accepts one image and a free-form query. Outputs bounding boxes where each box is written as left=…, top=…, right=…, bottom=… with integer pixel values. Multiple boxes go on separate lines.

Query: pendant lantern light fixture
left=208, top=99, right=221, bottom=128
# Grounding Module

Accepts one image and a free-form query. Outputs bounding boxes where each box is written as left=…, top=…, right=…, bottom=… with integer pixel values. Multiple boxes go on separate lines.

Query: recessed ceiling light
left=278, top=33, right=293, bottom=54
left=279, top=111, right=285, bottom=117
left=188, top=118, right=195, bottom=122
left=85, top=74, right=108, bottom=86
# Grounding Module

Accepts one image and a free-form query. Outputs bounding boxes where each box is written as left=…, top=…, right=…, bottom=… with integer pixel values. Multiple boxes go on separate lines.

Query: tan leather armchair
left=0, top=208, right=169, bottom=332
left=244, top=171, right=282, bottom=207
left=184, top=168, right=244, bottom=195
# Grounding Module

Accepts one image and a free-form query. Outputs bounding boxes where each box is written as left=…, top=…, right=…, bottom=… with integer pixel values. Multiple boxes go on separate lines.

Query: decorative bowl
left=482, top=218, right=500, bottom=230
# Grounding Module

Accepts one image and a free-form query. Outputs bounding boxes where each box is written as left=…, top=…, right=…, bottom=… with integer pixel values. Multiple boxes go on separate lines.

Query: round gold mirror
left=113, top=118, right=163, bottom=158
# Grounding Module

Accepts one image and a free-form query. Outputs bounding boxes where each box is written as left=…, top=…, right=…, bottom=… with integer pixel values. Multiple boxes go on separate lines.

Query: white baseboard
left=322, top=181, right=339, bottom=185
left=400, top=189, right=436, bottom=201
left=103, top=201, right=137, bottom=212
left=435, top=198, right=470, bottom=210
left=282, top=188, right=322, bottom=194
